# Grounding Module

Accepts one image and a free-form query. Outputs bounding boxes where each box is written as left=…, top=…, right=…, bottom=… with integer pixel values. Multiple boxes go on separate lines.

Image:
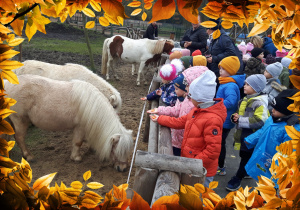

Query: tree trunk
left=82, top=14, right=96, bottom=72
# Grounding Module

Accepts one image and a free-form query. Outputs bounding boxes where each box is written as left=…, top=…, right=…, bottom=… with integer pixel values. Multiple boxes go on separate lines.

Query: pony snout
left=114, top=162, right=128, bottom=172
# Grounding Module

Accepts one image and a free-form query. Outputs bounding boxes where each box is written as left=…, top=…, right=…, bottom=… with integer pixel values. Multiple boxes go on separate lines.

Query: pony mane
left=147, top=39, right=166, bottom=55
left=70, top=80, right=132, bottom=161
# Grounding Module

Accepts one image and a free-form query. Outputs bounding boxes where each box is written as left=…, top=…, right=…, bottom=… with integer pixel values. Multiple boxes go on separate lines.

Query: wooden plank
left=151, top=171, right=180, bottom=206
left=135, top=150, right=204, bottom=175
left=180, top=171, right=206, bottom=186
left=132, top=167, right=158, bottom=204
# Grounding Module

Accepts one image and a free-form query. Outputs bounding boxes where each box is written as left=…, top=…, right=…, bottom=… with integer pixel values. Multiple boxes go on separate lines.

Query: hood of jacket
left=231, top=74, right=246, bottom=89
left=182, top=66, right=209, bottom=85
left=197, top=98, right=227, bottom=123
left=249, top=94, right=268, bottom=107
left=263, top=37, right=273, bottom=45
left=247, top=57, right=263, bottom=69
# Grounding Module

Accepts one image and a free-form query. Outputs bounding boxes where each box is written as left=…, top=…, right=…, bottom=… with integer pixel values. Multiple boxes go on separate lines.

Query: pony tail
left=170, top=59, right=184, bottom=74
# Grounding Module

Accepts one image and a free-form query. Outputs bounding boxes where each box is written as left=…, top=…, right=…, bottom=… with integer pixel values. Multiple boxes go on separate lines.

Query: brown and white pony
left=13, top=60, right=122, bottom=113
left=101, top=35, right=174, bottom=85
left=5, top=75, right=133, bottom=172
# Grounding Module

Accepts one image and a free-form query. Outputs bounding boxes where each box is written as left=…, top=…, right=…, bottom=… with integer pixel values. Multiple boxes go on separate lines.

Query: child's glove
left=147, top=108, right=158, bottom=114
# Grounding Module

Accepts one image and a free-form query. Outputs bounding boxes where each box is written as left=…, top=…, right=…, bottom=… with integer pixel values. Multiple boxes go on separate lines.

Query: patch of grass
left=23, top=36, right=105, bottom=55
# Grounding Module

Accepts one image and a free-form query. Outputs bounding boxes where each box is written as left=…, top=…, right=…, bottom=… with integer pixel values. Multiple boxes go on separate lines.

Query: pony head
left=163, top=40, right=174, bottom=54
left=110, top=129, right=133, bottom=172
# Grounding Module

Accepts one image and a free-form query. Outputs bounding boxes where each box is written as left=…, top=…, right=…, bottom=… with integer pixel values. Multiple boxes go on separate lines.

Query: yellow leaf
left=194, top=183, right=205, bottom=193
left=0, top=50, right=19, bottom=62
left=285, top=126, right=300, bottom=140
left=0, top=24, right=12, bottom=34
left=178, top=0, right=199, bottom=24
left=81, top=198, right=97, bottom=208
left=246, top=191, right=255, bottom=207
left=263, top=197, right=282, bottom=208
left=236, top=190, right=245, bottom=202
left=149, top=0, right=175, bottom=23
left=55, top=0, right=66, bottom=16
left=201, top=21, right=217, bottom=28
left=294, top=12, right=300, bottom=30
left=209, top=181, right=218, bottom=189
left=255, top=186, right=276, bottom=202
left=208, top=192, right=222, bottom=203
left=117, top=16, right=124, bottom=26
left=248, top=23, right=270, bottom=37
left=0, top=109, right=16, bottom=119
left=131, top=8, right=142, bottom=16
left=0, top=120, right=14, bottom=135
left=234, top=196, right=246, bottom=210
left=257, top=176, right=275, bottom=187
left=85, top=21, right=95, bottom=29
left=33, top=172, right=57, bottom=190
left=87, top=182, right=104, bottom=189
left=221, top=20, right=233, bottom=29
left=0, top=60, right=23, bottom=71
left=83, top=8, right=95, bottom=18
left=70, top=181, right=83, bottom=189
left=25, top=23, right=37, bottom=42
left=59, top=192, right=77, bottom=205
left=212, top=29, right=221, bottom=39
left=282, top=0, right=296, bottom=11
left=203, top=198, right=214, bottom=209
left=144, top=2, right=152, bottom=10
left=83, top=170, right=91, bottom=181
left=0, top=1, right=17, bottom=13
left=99, top=16, right=110, bottom=27
left=282, top=20, right=292, bottom=38
left=152, top=194, right=179, bottom=209
left=142, top=12, right=147, bottom=21
left=8, top=38, right=24, bottom=47
left=104, top=13, right=119, bottom=25
left=90, top=0, right=101, bottom=12
left=128, top=1, right=142, bottom=7
left=84, top=190, right=103, bottom=203
left=101, top=0, right=126, bottom=23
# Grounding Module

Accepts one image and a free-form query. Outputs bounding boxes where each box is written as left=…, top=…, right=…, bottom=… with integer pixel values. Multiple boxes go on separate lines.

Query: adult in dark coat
left=180, top=15, right=208, bottom=54
left=143, top=22, right=158, bottom=40
left=205, top=19, right=244, bottom=77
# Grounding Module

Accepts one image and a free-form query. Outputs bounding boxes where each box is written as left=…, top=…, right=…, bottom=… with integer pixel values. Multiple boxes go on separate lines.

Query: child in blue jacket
left=245, top=89, right=300, bottom=181
left=216, top=56, right=245, bottom=176
left=143, top=59, right=183, bottom=106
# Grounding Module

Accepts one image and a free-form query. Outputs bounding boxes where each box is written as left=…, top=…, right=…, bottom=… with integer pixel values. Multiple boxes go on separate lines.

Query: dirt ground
left=9, top=24, right=154, bottom=197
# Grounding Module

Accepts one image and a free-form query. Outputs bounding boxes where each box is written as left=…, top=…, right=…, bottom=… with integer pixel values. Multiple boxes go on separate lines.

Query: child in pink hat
left=180, top=49, right=191, bottom=56
left=142, top=59, right=184, bottom=106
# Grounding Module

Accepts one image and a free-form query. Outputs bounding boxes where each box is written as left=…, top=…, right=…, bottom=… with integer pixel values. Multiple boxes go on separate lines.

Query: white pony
left=13, top=60, right=122, bottom=113
left=101, top=35, right=174, bottom=85
left=5, top=75, right=133, bottom=172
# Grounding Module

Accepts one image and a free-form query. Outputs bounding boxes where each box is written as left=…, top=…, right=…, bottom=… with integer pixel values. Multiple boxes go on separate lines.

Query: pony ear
left=111, top=134, right=120, bottom=146
left=109, top=95, right=117, bottom=107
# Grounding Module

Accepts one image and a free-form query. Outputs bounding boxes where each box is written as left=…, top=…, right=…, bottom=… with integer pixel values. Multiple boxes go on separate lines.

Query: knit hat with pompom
left=159, top=59, right=183, bottom=81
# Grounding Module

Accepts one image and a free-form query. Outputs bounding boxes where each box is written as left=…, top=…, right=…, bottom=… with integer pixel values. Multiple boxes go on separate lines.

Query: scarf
left=218, top=77, right=236, bottom=84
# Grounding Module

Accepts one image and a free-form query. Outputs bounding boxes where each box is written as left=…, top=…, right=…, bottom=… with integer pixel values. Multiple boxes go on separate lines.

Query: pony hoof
left=106, top=76, right=110, bottom=80
left=136, top=82, right=140, bottom=86
left=70, top=155, right=82, bottom=162
left=24, top=154, right=34, bottom=161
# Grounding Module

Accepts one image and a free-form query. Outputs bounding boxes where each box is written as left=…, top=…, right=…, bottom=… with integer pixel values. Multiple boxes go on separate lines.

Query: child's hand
left=156, top=88, right=162, bottom=96
left=140, top=97, right=147, bottom=101
left=150, top=114, right=159, bottom=122
left=245, top=141, right=249, bottom=145
left=147, top=108, right=158, bottom=114
left=233, top=113, right=239, bottom=123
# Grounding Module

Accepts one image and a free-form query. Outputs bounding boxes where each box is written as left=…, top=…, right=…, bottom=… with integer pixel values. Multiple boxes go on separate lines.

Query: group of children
left=141, top=49, right=299, bottom=191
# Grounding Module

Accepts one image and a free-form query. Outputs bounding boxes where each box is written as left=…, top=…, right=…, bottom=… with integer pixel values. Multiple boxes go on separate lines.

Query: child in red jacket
left=150, top=70, right=227, bottom=187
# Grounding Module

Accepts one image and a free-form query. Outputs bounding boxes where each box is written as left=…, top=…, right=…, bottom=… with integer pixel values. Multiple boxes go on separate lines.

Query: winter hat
left=246, top=42, right=254, bottom=52
left=281, top=57, right=292, bottom=68
left=180, top=56, right=192, bottom=69
left=188, top=70, right=216, bottom=102
left=251, top=48, right=264, bottom=58
left=173, top=73, right=187, bottom=92
left=276, top=49, right=288, bottom=58
left=192, top=50, right=202, bottom=56
left=245, top=74, right=267, bottom=93
left=265, top=54, right=276, bottom=65
left=190, top=55, right=207, bottom=67
left=266, top=62, right=283, bottom=79
left=238, top=41, right=247, bottom=55
left=159, top=59, right=183, bottom=80
left=171, top=48, right=182, bottom=52
left=181, top=49, right=191, bottom=57
left=169, top=51, right=182, bottom=61
left=218, top=56, right=240, bottom=75
left=207, top=18, right=221, bottom=31
left=271, top=89, right=298, bottom=116
left=182, top=66, right=209, bottom=85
